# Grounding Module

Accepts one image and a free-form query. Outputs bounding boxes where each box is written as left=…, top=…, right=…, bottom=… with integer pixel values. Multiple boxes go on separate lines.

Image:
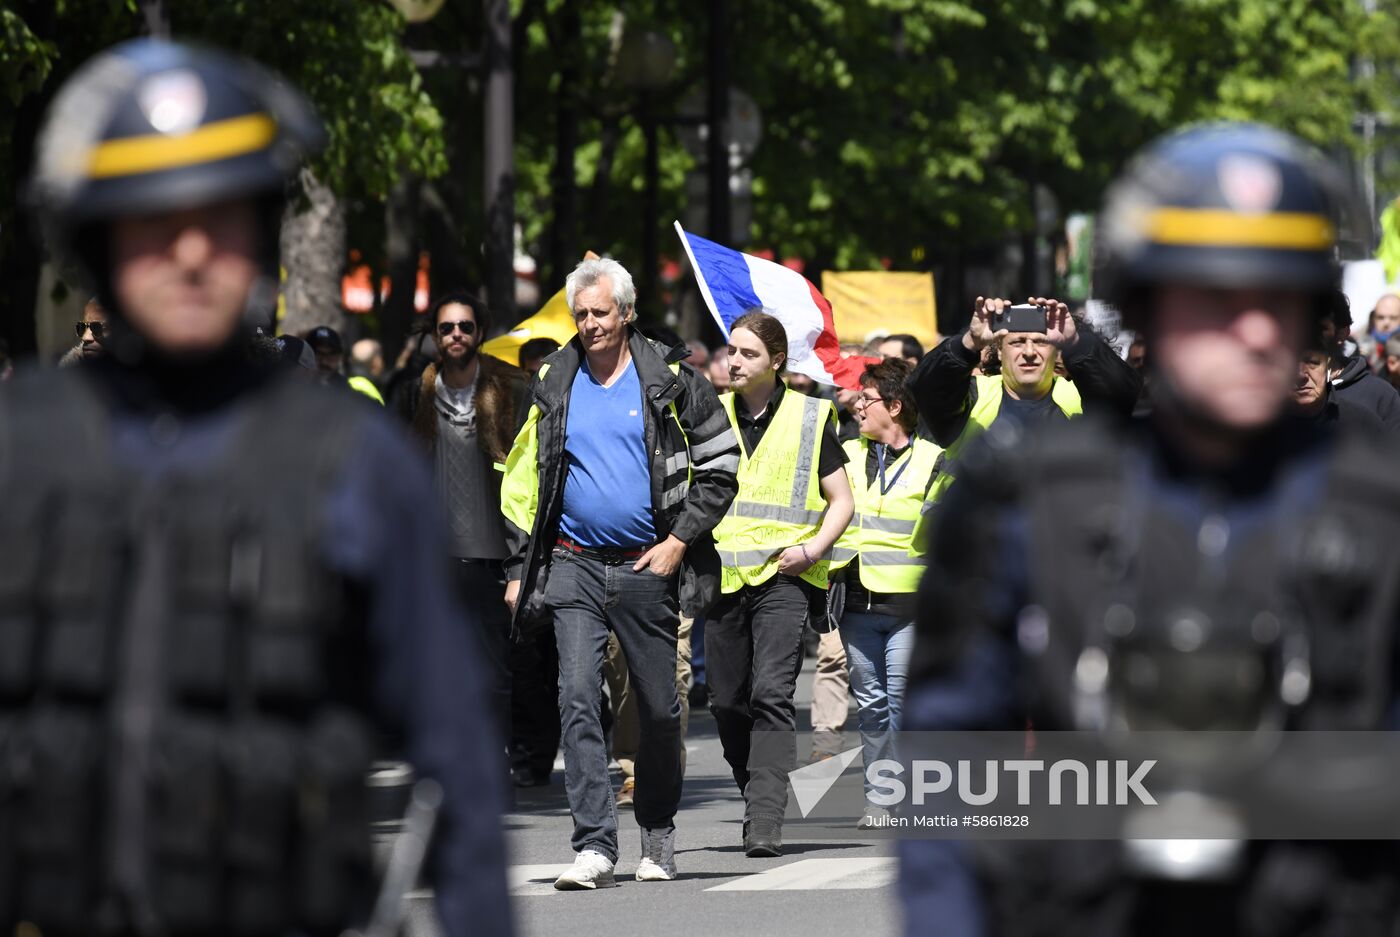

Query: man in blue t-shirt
left=502, top=258, right=740, bottom=888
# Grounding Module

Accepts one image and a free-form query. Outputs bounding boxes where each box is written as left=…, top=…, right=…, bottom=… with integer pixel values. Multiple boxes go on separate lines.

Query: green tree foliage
left=4, top=0, right=1399, bottom=319
left=171, top=1, right=447, bottom=200
left=503, top=0, right=1397, bottom=281
left=0, top=0, right=446, bottom=206
left=727, top=0, right=1375, bottom=268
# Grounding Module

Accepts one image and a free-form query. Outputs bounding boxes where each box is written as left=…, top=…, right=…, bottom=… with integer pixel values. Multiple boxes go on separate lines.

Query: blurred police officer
left=6, top=39, right=510, bottom=937
left=900, top=124, right=1400, bottom=936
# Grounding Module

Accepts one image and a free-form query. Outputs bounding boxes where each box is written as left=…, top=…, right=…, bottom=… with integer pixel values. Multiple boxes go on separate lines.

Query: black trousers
left=453, top=558, right=512, bottom=749
left=509, top=624, right=561, bottom=781
left=706, top=574, right=811, bottom=823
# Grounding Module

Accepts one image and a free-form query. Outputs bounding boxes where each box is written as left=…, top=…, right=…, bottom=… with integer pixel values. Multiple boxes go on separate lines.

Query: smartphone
left=990, top=304, right=1046, bottom=334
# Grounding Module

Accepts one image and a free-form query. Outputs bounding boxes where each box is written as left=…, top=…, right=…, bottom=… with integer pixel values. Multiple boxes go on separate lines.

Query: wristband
left=800, top=543, right=813, bottom=565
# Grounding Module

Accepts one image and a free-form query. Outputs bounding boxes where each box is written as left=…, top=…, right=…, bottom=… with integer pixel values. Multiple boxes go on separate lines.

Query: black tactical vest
left=972, top=419, right=1400, bottom=937
left=1021, top=422, right=1400, bottom=734
left=0, top=369, right=376, bottom=937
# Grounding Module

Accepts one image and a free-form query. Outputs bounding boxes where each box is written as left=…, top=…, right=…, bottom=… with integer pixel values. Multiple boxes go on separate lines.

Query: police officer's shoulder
left=265, top=374, right=415, bottom=459
left=2, top=360, right=117, bottom=433
left=0, top=364, right=99, bottom=460
left=1329, top=417, right=1400, bottom=495
left=958, top=414, right=1122, bottom=503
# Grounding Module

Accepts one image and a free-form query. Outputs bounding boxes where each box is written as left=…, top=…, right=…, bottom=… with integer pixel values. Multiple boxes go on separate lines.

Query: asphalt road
left=407, top=654, right=903, bottom=937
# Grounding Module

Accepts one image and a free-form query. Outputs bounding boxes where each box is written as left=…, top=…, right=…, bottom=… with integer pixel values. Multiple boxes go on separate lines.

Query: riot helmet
left=28, top=39, right=323, bottom=348
left=1099, top=123, right=1343, bottom=319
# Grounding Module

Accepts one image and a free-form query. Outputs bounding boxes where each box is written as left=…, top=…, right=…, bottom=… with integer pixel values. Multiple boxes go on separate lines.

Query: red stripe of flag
left=806, top=278, right=880, bottom=391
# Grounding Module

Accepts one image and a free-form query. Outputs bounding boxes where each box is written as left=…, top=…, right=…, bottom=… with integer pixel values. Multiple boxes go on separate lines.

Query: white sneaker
left=856, top=804, right=892, bottom=829
left=554, top=850, right=617, bottom=890
left=635, top=826, right=677, bottom=881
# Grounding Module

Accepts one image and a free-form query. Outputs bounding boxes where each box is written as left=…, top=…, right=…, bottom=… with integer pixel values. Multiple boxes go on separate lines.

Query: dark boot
left=743, top=816, right=783, bottom=858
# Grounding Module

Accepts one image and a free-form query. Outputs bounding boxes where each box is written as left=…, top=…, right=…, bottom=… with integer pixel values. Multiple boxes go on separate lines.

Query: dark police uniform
left=899, top=124, right=1400, bottom=937
left=899, top=412, right=1400, bottom=937
left=9, top=38, right=511, bottom=937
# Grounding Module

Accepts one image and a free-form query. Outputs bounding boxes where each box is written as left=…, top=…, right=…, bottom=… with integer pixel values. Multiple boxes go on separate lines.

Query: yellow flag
left=481, top=287, right=576, bottom=367
left=822, top=271, right=939, bottom=349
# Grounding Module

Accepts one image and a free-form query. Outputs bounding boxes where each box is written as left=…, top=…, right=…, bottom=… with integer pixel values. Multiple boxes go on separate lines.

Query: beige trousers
left=810, top=628, right=849, bottom=756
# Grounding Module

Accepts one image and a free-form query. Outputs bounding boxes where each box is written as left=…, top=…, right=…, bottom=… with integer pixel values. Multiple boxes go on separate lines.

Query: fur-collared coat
left=410, top=356, right=527, bottom=465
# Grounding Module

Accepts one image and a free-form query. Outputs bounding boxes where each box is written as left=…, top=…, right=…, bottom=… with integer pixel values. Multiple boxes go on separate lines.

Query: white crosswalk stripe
left=507, top=857, right=897, bottom=896
left=510, top=864, right=577, bottom=895
left=705, top=858, right=897, bottom=892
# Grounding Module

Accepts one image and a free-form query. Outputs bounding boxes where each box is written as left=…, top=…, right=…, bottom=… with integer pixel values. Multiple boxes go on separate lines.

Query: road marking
left=507, top=857, right=897, bottom=896
left=510, top=864, right=576, bottom=895
left=705, top=857, right=897, bottom=892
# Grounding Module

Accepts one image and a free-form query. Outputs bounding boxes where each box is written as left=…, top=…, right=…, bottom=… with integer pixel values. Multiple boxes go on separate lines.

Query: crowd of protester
left=11, top=33, right=1400, bottom=937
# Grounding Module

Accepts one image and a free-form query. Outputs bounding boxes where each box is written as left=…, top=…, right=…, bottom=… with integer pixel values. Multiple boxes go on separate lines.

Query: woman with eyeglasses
left=58, top=297, right=109, bottom=367
left=708, top=310, right=854, bottom=858
left=828, top=357, right=943, bottom=829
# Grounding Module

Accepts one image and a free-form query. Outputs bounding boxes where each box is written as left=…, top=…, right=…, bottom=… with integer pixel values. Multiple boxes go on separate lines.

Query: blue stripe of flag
left=681, top=230, right=762, bottom=330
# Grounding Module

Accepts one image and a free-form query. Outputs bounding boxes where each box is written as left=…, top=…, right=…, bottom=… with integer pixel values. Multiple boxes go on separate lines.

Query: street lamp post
left=483, top=0, right=515, bottom=328
left=617, top=28, right=676, bottom=318
left=707, top=0, right=730, bottom=247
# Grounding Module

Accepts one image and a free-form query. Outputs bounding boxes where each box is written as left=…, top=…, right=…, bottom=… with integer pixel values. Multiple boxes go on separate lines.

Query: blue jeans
left=841, top=611, right=914, bottom=800
left=547, top=547, right=682, bottom=862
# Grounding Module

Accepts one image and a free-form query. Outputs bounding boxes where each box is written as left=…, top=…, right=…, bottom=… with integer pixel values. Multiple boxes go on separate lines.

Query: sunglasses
left=437, top=320, right=477, bottom=337
left=75, top=321, right=107, bottom=340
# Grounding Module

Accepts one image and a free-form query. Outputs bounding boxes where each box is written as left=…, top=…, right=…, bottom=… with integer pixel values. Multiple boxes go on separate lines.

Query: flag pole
left=673, top=220, right=730, bottom=339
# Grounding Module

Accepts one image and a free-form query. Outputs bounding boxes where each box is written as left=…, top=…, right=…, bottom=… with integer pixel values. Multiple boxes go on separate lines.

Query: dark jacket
left=0, top=362, right=511, bottom=937
left=410, top=356, right=529, bottom=466
left=901, top=413, right=1400, bottom=937
left=502, top=328, right=740, bottom=635
left=1308, top=391, right=1389, bottom=435
left=909, top=326, right=1142, bottom=447
left=1331, top=353, right=1400, bottom=435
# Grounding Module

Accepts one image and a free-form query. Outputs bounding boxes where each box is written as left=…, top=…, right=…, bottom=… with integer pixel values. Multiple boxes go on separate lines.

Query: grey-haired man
left=501, top=258, right=739, bottom=888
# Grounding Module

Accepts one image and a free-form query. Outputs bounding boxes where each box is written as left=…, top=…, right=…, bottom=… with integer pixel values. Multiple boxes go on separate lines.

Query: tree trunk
left=279, top=168, right=346, bottom=337
left=382, top=175, right=422, bottom=361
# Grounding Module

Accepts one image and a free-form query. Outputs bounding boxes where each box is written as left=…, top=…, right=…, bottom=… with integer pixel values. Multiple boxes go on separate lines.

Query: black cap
left=275, top=335, right=317, bottom=370
left=305, top=325, right=343, bottom=353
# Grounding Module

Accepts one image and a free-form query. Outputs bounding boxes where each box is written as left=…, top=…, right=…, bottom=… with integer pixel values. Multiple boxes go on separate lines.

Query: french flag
left=675, top=222, right=876, bottom=390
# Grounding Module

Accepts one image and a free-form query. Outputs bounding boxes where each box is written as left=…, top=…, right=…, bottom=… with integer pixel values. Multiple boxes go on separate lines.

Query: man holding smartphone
left=910, top=294, right=1140, bottom=507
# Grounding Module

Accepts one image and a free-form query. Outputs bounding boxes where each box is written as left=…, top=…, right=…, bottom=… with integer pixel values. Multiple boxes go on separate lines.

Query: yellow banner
left=822, top=271, right=939, bottom=349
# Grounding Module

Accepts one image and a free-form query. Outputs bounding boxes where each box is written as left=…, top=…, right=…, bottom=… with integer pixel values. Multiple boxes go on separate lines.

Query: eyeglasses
left=75, top=321, right=107, bottom=340
left=437, top=320, right=477, bottom=337
left=856, top=394, right=886, bottom=409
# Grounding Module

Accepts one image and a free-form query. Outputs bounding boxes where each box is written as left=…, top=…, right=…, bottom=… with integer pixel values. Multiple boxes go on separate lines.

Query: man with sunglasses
left=58, top=297, right=110, bottom=366
left=411, top=289, right=528, bottom=751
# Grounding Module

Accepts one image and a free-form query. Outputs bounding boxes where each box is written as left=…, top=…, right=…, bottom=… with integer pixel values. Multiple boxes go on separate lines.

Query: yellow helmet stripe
left=1147, top=208, right=1335, bottom=251
left=88, top=113, right=277, bottom=179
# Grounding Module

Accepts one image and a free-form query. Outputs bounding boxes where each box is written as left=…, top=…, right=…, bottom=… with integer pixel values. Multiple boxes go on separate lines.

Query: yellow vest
left=926, top=373, right=1082, bottom=506
left=713, top=389, right=835, bottom=594
left=830, top=436, right=942, bottom=593
left=347, top=375, right=384, bottom=405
